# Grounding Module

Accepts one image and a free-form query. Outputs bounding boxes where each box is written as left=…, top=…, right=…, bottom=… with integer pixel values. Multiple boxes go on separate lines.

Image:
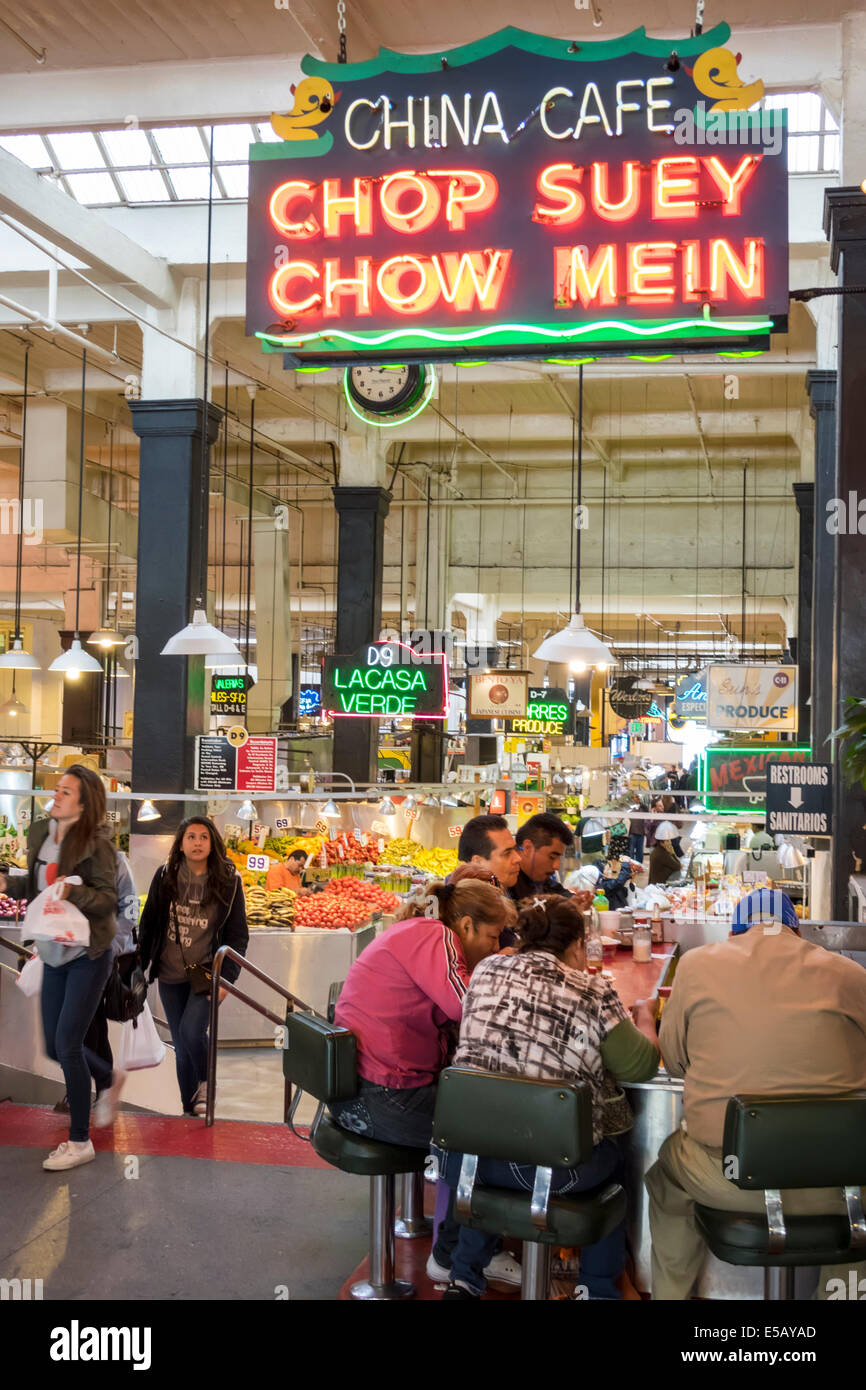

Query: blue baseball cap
left=731, top=887, right=799, bottom=935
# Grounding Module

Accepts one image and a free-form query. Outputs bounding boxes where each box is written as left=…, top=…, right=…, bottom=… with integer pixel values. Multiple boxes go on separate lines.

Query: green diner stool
left=433, top=1067, right=627, bottom=1300
left=282, top=1010, right=427, bottom=1300
left=693, top=1094, right=866, bottom=1300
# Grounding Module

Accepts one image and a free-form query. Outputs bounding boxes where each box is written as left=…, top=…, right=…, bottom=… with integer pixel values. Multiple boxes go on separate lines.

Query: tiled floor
left=211, top=1046, right=320, bottom=1126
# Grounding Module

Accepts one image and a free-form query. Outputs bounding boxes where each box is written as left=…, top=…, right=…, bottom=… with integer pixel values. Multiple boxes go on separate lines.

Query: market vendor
left=511, top=813, right=591, bottom=912
left=266, top=849, right=308, bottom=895
left=648, top=823, right=684, bottom=886
left=645, top=888, right=866, bottom=1301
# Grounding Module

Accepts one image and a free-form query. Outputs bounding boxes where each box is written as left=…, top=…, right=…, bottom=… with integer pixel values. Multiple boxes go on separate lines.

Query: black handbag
left=104, top=950, right=148, bottom=1022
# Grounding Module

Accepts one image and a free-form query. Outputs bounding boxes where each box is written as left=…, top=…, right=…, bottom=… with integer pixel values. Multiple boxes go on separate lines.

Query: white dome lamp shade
left=0, top=692, right=28, bottom=720
left=49, top=637, right=103, bottom=678
left=533, top=613, right=615, bottom=670
left=137, top=799, right=161, bottom=823
left=161, top=607, right=245, bottom=660
left=88, top=627, right=125, bottom=649
left=0, top=638, right=40, bottom=670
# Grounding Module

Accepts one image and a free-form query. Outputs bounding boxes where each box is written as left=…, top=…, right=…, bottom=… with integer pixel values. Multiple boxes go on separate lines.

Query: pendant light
left=137, top=799, right=161, bottom=823
left=49, top=347, right=103, bottom=678
left=237, top=799, right=258, bottom=823
left=161, top=126, right=243, bottom=664
left=533, top=365, right=614, bottom=670
left=0, top=676, right=28, bottom=719
left=88, top=425, right=124, bottom=648
left=0, top=347, right=40, bottom=670
left=320, top=799, right=340, bottom=818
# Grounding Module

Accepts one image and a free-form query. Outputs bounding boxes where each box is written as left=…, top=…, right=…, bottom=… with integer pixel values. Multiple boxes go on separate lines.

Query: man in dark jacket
left=510, top=813, right=576, bottom=905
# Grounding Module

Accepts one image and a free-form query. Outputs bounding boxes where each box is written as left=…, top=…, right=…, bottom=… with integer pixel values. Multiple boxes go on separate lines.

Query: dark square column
left=792, top=483, right=814, bottom=744
left=806, top=370, right=837, bottom=759
left=824, top=188, right=866, bottom=916
left=129, top=399, right=221, bottom=828
left=332, top=486, right=390, bottom=786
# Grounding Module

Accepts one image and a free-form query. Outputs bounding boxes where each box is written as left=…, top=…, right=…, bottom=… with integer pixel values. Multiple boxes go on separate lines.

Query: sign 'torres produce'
left=246, top=25, right=787, bottom=365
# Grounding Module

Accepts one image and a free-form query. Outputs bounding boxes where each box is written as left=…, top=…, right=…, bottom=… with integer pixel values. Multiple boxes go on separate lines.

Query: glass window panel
left=117, top=168, right=172, bottom=202
left=763, top=93, right=789, bottom=109
left=167, top=166, right=220, bottom=199
left=210, top=124, right=254, bottom=161
left=218, top=163, right=249, bottom=198
left=822, top=133, right=840, bottom=171
left=255, top=121, right=282, bottom=143
left=788, top=135, right=819, bottom=173
left=65, top=172, right=121, bottom=204
left=45, top=131, right=105, bottom=168
left=0, top=134, right=52, bottom=168
left=99, top=128, right=153, bottom=166
left=151, top=126, right=208, bottom=162
left=790, top=92, right=821, bottom=133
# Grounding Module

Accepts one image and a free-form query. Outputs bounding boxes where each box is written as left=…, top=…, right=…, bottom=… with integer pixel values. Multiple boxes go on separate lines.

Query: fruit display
left=411, top=846, right=459, bottom=877
left=0, top=893, right=26, bottom=920
left=322, top=876, right=399, bottom=914
left=379, top=836, right=417, bottom=866
left=321, top=832, right=380, bottom=867
left=244, top=885, right=296, bottom=929
left=293, top=895, right=371, bottom=930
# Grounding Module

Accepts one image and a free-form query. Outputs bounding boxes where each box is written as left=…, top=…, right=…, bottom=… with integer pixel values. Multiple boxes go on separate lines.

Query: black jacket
left=508, top=868, right=571, bottom=906
left=8, top=818, right=117, bottom=959
left=138, top=864, right=248, bottom=985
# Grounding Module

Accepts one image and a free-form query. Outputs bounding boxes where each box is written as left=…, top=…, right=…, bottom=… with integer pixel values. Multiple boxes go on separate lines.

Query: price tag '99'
left=246, top=853, right=270, bottom=873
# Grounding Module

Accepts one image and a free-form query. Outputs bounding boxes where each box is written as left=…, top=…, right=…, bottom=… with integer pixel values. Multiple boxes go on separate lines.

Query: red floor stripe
left=0, top=1102, right=330, bottom=1169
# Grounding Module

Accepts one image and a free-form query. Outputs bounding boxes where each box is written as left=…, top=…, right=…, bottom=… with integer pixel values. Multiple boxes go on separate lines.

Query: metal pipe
left=350, top=1177, right=415, bottom=1299
left=521, top=1242, right=552, bottom=1300
left=395, top=1171, right=432, bottom=1239
left=0, top=291, right=120, bottom=364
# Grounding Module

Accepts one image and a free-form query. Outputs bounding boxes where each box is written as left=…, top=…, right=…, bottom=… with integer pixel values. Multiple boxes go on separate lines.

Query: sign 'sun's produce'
left=246, top=26, right=788, bottom=363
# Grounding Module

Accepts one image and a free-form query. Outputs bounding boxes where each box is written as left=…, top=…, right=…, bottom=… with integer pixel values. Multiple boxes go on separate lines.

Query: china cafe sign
left=323, top=640, right=448, bottom=718
left=246, top=25, right=788, bottom=364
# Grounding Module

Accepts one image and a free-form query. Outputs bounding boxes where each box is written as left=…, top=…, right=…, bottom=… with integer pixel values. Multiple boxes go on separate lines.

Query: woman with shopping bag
left=139, top=817, right=248, bottom=1117
left=0, top=765, right=118, bottom=1171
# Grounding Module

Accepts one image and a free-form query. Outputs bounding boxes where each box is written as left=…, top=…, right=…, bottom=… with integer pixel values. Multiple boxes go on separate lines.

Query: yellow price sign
left=227, top=725, right=248, bottom=748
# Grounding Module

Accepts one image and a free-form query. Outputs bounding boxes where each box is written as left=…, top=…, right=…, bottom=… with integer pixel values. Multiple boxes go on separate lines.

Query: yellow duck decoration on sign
left=684, top=47, right=765, bottom=111
left=270, top=77, right=341, bottom=141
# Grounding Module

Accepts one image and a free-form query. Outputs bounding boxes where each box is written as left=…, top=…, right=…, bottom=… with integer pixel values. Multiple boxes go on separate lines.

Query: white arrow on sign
left=790, top=787, right=804, bottom=808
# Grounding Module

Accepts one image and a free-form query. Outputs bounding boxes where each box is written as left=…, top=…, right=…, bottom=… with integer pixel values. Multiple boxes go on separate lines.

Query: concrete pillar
left=840, top=11, right=866, bottom=187
left=806, top=371, right=837, bottom=760
left=792, top=483, right=813, bottom=744
left=246, top=512, right=291, bottom=732
left=129, top=399, right=221, bottom=827
left=824, top=187, right=866, bottom=917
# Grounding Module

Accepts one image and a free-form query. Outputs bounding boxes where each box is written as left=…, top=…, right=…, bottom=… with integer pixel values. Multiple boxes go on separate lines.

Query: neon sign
left=246, top=26, right=787, bottom=364
left=507, top=685, right=573, bottom=736
left=322, top=640, right=448, bottom=719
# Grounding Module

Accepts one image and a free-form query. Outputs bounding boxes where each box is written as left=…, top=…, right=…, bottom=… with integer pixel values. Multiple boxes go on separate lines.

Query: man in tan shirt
left=645, top=891, right=866, bottom=1299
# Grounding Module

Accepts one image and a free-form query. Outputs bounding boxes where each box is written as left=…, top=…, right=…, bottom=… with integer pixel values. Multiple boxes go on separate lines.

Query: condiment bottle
left=650, top=904, right=663, bottom=942
left=633, top=923, right=652, bottom=963
left=585, top=892, right=607, bottom=974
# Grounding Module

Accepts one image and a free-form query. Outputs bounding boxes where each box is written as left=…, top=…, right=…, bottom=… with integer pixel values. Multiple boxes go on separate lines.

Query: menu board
left=195, top=736, right=278, bottom=792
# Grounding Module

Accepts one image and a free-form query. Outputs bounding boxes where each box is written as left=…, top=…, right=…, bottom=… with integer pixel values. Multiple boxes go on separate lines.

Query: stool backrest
left=433, top=1067, right=594, bottom=1168
left=282, top=1010, right=358, bottom=1103
left=724, top=1093, right=866, bottom=1190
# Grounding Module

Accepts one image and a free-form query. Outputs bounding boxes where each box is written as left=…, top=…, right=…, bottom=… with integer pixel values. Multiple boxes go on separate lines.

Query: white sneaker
left=426, top=1249, right=522, bottom=1287
left=43, top=1140, right=95, bottom=1171
left=192, top=1082, right=207, bottom=1117
left=92, top=1070, right=128, bottom=1128
left=483, top=1250, right=522, bottom=1287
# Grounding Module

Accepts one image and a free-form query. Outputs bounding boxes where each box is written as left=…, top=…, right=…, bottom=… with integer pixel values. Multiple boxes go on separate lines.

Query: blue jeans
left=329, top=1077, right=437, bottom=1147
left=432, top=1138, right=626, bottom=1298
left=41, top=950, right=114, bottom=1142
left=158, top=981, right=211, bottom=1113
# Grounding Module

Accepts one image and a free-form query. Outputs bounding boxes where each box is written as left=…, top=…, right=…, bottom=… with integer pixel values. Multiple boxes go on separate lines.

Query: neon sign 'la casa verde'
left=245, top=26, right=787, bottom=364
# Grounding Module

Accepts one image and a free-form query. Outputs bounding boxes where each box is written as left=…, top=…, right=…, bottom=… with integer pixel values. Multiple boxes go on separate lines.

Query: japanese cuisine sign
left=246, top=25, right=787, bottom=363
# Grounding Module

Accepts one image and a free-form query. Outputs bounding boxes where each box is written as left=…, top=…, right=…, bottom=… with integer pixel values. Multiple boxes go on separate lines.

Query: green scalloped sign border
left=301, top=22, right=732, bottom=82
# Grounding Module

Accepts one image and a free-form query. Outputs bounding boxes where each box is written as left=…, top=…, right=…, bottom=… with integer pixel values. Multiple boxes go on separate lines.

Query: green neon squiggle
left=343, top=366, right=437, bottom=428
left=257, top=318, right=773, bottom=350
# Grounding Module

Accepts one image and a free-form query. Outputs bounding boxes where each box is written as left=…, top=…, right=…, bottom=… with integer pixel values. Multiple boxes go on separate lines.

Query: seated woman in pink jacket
left=330, top=873, right=515, bottom=1147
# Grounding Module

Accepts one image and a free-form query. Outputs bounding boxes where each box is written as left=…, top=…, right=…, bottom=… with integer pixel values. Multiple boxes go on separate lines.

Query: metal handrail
left=0, top=931, right=33, bottom=965
left=205, top=944, right=325, bottom=1129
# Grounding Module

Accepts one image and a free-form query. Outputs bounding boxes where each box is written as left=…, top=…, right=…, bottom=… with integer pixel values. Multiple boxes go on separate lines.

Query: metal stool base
left=395, top=1216, right=432, bottom=1239
left=350, top=1278, right=416, bottom=1300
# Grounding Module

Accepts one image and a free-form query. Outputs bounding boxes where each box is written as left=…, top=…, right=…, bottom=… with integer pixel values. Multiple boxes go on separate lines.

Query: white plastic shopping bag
left=24, top=879, right=90, bottom=945
left=15, top=953, right=43, bottom=996
left=115, top=1003, right=166, bottom=1071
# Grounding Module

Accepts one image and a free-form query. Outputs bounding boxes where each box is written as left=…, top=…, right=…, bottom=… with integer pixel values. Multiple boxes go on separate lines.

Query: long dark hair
left=164, top=816, right=236, bottom=907
left=56, top=764, right=110, bottom=875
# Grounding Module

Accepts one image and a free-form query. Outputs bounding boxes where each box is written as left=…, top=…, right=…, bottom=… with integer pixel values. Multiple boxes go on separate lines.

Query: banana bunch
left=244, top=884, right=297, bottom=929
left=413, top=846, right=459, bottom=876
left=379, top=836, right=417, bottom=866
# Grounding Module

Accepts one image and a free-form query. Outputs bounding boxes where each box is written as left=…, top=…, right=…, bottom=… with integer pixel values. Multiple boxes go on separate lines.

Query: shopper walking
left=0, top=765, right=119, bottom=1171
left=139, top=817, right=248, bottom=1117
left=83, top=849, right=140, bottom=1126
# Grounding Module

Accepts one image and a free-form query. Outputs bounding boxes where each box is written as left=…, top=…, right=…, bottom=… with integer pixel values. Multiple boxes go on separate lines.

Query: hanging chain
left=337, top=0, right=347, bottom=63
